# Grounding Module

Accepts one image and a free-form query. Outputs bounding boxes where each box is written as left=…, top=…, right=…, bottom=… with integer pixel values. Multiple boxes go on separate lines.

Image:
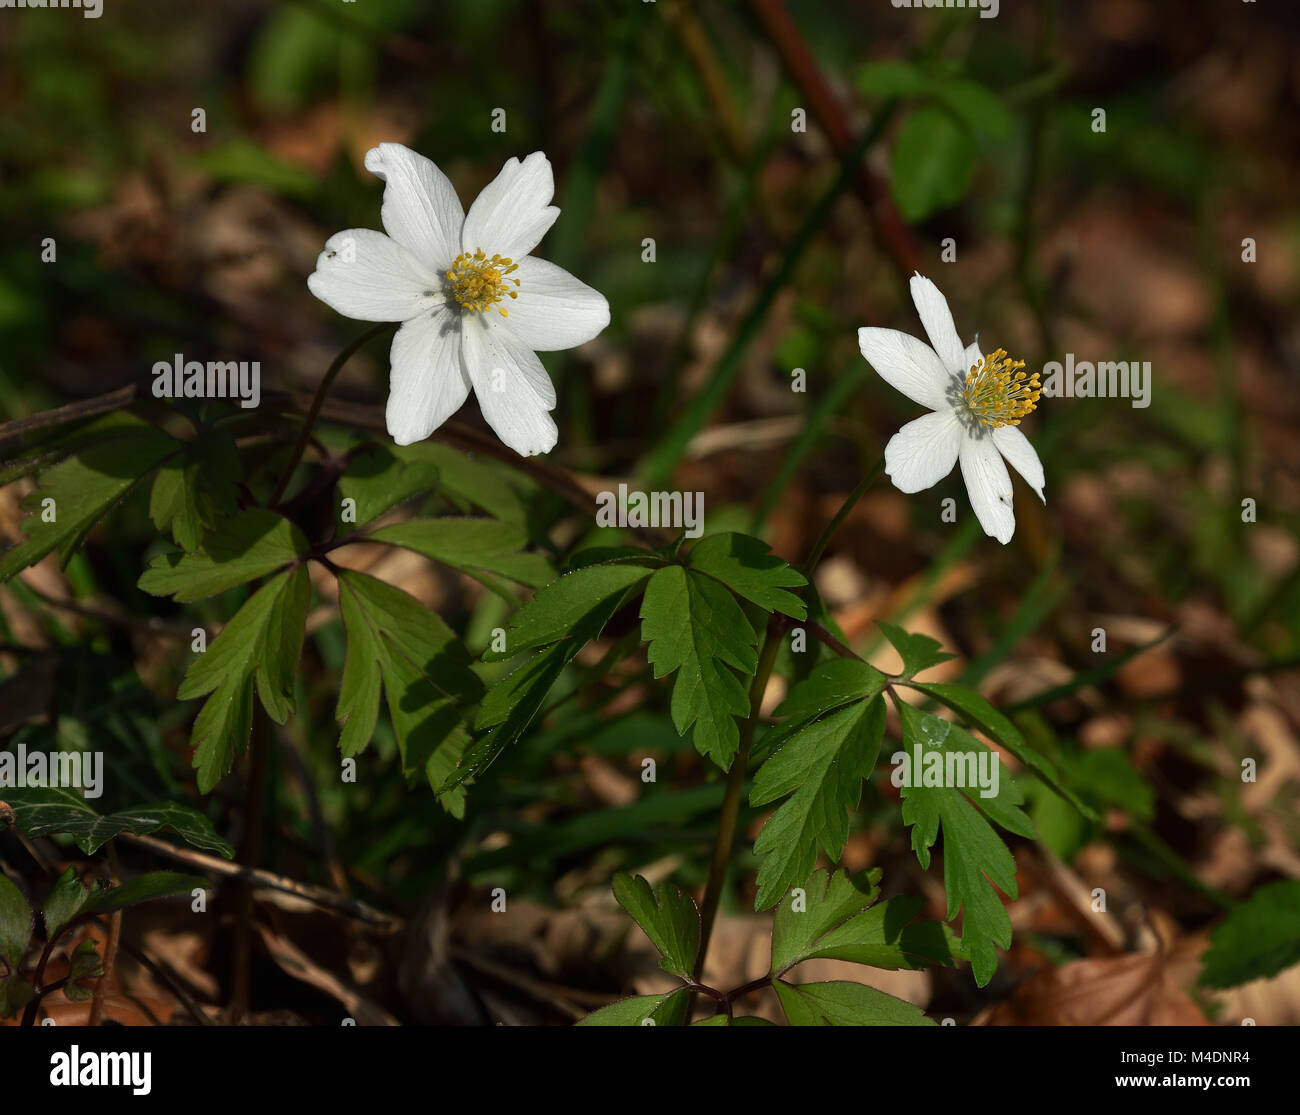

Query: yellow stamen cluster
left=963, top=348, right=1041, bottom=428
left=446, top=248, right=520, bottom=316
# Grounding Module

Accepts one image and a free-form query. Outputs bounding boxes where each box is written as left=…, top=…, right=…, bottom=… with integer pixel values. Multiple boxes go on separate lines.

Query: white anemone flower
left=858, top=274, right=1045, bottom=544
left=308, top=143, right=609, bottom=456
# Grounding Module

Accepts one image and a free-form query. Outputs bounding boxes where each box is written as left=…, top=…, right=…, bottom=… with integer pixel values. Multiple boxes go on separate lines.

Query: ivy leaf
left=336, top=570, right=483, bottom=815
left=138, top=509, right=308, bottom=601
left=483, top=561, right=652, bottom=662
left=774, top=980, right=935, bottom=1026
left=336, top=444, right=440, bottom=530
left=0, top=874, right=32, bottom=974
left=576, top=987, right=689, bottom=1027
left=895, top=703, right=1035, bottom=987
left=686, top=533, right=807, bottom=619
left=771, top=867, right=958, bottom=974
left=178, top=565, right=310, bottom=792
left=877, top=621, right=955, bottom=677
left=81, top=872, right=208, bottom=917
left=0, top=424, right=178, bottom=583
left=907, top=680, right=1097, bottom=819
left=1199, top=881, right=1300, bottom=989
left=641, top=565, right=758, bottom=769
left=751, top=697, right=887, bottom=910
left=1, top=785, right=235, bottom=857
left=612, top=873, right=700, bottom=982
left=43, top=868, right=91, bottom=939
left=370, top=517, right=554, bottom=589
left=148, top=431, right=240, bottom=552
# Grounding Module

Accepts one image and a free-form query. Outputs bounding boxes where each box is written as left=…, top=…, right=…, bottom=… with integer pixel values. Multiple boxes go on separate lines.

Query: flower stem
left=269, top=321, right=396, bottom=507
left=694, top=615, right=782, bottom=980
left=802, top=456, right=884, bottom=576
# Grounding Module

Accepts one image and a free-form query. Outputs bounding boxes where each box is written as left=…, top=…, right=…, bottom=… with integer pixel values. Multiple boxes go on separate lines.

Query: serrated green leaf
left=751, top=698, right=886, bottom=910
left=612, top=873, right=700, bottom=982
left=771, top=867, right=958, bottom=975
left=686, top=533, right=807, bottom=619
left=337, top=444, right=440, bottom=530
left=0, top=874, right=33, bottom=972
left=773, top=659, right=890, bottom=725
left=0, top=428, right=178, bottom=583
left=178, top=566, right=309, bottom=792
left=393, top=443, right=530, bottom=524
left=907, top=680, right=1097, bottom=820
left=576, top=987, right=689, bottom=1027
left=148, top=432, right=240, bottom=552
left=1199, top=881, right=1300, bottom=989
left=889, top=105, right=977, bottom=222
left=370, top=517, right=553, bottom=589
left=336, top=570, right=482, bottom=815
left=82, top=872, right=208, bottom=916
left=63, top=938, right=104, bottom=1002
left=43, top=867, right=90, bottom=940
left=774, top=979, right=935, bottom=1026
left=877, top=621, right=955, bottom=677
left=2, top=785, right=235, bottom=857
left=138, top=509, right=308, bottom=602
left=895, top=703, right=1034, bottom=986
left=641, top=565, right=758, bottom=769
left=484, top=562, right=651, bottom=661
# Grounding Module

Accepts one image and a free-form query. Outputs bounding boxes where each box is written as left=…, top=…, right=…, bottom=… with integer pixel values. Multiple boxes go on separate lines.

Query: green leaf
left=856, top=60, right=930, bottom=98
left=771, top=867, right=958, bottom=975
left=774, top=979, right=935, bottom=1026
left=63, top=939, right=104, bottom=1002
left=82, top=872, right=209, bottom=916
left=576, top=987, right=689, bottom=1027
left=43, top=867, right=91, bottom=939
left=612, top=874, right=700, bottom=982
left=751, top=698, right=887, bottom=910
left=393, top=443, right=530, bottom=525
left=641, top=565, right=758, bottom=769
left=877, top=621, right=955, bottom=677
left=907, top=681, right=1097, bottom=820
left=0, top=874, right=32, bottom=973
left=2, top=785, right=235, bottom=857
left=692, top=1014, right=777, bottom=1026
left=337, top=444, right=440, bottom=530
left=148, top=432, right=240, bottom=552
left=370, top=517, right=554, bottom=589
left=772, top=659, right=889, bottom=725
left=178, top=566, right=309, bottom=792
left=0, top=975, right=34, bottom=1018
left=1199, top=881, right=1300, bottom=989
left=336, top=570, right=483, bottom=814
left=484, top=561, right=651, bottom=661
left=0, top=426, right=178, bottom=583
left=889, top=105, right=977, bottom=222
left=931, top=77, right=1014, bottom=140
left=686, top=533, right=807, bottom=619
left=895, top=703, right=1035, bottom=986
left=138, top=509, right=308, bottom=601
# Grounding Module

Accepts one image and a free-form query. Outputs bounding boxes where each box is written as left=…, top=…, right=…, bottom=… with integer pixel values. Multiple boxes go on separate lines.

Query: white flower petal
left=364, top=143, right=465, bottom=271
left=461, top=315, right=558, bottom=457
left=909, top=273, right=967, bottom=374
left=962, top=340, right=982, bottom=375
left=884, top=409, right=963, bottom=493
left=307, top=229, right=440, bottom=322
left=384, top=305, right=471, bottom=446
left=500, top=256, right=609, bottom=352
left=462, top=152, right=560, bottom=261
left=959, top=433, right=1017, bottom=544
left=992, top=425, right=1046, bottom=503
left=858, top=327, right=956, bottom=410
